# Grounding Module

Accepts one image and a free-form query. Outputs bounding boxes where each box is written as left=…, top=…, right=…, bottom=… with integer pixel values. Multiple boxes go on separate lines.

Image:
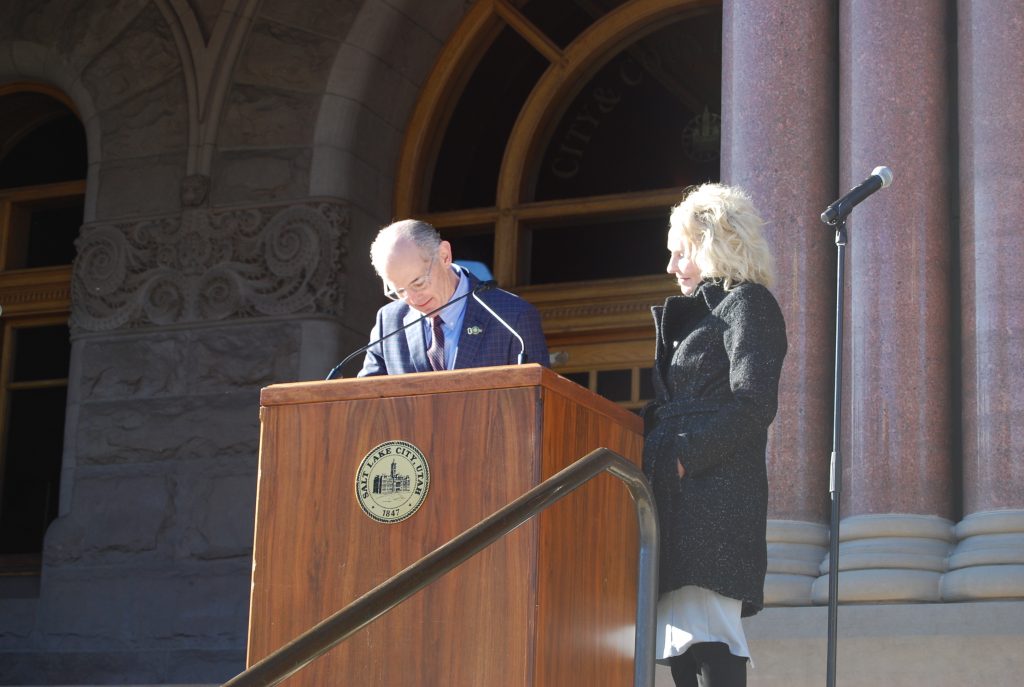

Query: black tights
left=668, top=641, right=747, bottom=687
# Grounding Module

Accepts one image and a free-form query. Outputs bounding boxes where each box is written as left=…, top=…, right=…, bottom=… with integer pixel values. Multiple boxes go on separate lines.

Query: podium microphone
left=325, top=280, right=497, bottom=380
left=472, top=288, right=527, bottom=364
left=820, top=166, right=893, bottom=224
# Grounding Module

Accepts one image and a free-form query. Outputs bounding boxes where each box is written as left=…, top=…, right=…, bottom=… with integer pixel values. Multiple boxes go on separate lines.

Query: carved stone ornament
left=71, top=201, right=349, bottom=332
left=180, top=174, right=211, bottom=207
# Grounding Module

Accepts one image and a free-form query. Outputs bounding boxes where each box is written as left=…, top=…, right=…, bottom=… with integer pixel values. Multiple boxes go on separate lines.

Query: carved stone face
left=180, top=174, right=210, bottom=207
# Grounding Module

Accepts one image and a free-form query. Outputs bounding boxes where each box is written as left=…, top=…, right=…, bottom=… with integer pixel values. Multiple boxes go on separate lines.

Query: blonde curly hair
left=668, top=183, right=776, bottom=290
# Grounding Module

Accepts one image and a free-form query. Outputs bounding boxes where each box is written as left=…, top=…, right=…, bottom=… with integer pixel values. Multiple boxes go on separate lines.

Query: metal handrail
left=223, top=447, right=659, bottom=687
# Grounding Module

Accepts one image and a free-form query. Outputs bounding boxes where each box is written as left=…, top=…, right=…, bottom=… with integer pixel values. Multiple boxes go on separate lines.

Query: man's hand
left=677, top=459, right=686, bottom=479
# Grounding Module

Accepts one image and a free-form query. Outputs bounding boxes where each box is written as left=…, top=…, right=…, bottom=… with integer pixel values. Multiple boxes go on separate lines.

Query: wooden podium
left=248, top=364, right=644, bottom=686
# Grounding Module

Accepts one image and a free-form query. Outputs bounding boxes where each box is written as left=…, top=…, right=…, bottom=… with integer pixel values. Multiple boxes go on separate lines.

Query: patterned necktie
left=427, top=315, right=445, bottom=371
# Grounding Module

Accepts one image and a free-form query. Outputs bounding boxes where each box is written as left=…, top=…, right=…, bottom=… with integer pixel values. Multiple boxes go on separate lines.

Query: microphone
left=472, top=289, right=527, bottom=364
left=325, top=280, right=497, bottom=380
left=820, top=166, right=894, bottom=224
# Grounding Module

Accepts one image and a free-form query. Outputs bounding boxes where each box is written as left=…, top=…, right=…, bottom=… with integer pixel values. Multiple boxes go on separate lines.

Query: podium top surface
left=261, top=364, right=642, bottom=432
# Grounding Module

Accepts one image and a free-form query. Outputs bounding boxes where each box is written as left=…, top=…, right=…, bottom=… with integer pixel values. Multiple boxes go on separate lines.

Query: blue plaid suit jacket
left=357, top=271, right=549, bottom=376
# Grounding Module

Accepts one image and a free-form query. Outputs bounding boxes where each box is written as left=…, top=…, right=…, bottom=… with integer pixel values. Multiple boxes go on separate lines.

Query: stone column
left=721, top=0, right=835, bottom=605
left=812, top=1, right=955, bottom=604
left=942, top=0, right=1024, bottom=602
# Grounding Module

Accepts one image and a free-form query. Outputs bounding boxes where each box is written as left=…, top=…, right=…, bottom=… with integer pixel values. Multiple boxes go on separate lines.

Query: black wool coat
left=643, top=281, right=787, bottom=617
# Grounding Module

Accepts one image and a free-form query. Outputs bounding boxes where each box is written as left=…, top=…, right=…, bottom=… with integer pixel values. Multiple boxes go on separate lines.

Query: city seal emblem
left=355, top=440, right=430, bottom=524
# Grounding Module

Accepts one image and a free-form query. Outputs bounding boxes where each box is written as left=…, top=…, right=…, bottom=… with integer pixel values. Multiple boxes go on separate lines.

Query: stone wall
left=0, top=0, right=473, bottom=680
left=3, top=325, right=268, bottom=681
left=0, top=196, right=350, bottom=682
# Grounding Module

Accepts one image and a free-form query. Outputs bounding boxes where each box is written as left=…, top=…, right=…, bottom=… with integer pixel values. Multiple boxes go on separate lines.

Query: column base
left=765, top=520, right=828, bottom=606
left=811, top=513, right=954, bottom=604
left=942, top=509, right=1024, bottom=601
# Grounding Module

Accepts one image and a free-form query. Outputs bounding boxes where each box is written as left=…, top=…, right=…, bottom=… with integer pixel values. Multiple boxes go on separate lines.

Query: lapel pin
left=466, top=325, right=483, bottom=335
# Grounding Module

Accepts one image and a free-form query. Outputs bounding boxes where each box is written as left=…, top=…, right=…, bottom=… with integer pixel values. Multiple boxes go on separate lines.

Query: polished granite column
left=811, top=0, right=956, bottom=604
left=722, top=0, right=835, bottom=605
left=942, top=0, right=1024, bottom=602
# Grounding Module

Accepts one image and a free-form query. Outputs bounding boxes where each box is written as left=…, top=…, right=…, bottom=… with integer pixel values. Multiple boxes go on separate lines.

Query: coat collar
left=653, top=280, right=728, bottom=313
left=454, top=271, right=487, bottom=369
left=698, top=280, right=729, bottom=310
left=652, top=280, right=727, bottom=348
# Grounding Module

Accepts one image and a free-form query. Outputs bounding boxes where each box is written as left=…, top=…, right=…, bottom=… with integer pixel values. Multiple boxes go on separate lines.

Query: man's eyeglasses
left=384, top=252, right=437, bottom=301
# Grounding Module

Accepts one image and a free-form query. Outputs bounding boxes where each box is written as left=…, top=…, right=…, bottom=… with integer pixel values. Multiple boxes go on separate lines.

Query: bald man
left=357, top=219, right=548, bottom=376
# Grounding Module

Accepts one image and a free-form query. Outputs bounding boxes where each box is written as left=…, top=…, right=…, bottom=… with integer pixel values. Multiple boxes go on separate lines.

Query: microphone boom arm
left=472, top=290, right=527, bottom=364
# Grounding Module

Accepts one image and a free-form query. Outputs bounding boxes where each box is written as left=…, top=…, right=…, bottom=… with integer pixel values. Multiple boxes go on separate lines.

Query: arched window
left=396, top=0, right=721, bottom=410
left=0, top=83, right=85, bottom=584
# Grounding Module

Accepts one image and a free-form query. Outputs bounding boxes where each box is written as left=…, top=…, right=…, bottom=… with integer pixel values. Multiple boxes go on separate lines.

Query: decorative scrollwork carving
left=71, top=201, right=349, bottom=332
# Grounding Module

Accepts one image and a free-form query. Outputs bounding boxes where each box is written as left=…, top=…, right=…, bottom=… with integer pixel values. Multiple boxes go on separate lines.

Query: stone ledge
left=0, top=646, right=242, bottom=684
left=718, top=601, right=1024, bottom=687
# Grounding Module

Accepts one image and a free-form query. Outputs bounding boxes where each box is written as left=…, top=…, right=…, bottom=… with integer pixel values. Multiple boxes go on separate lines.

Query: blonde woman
left=643, top=183, right=787, bottom=687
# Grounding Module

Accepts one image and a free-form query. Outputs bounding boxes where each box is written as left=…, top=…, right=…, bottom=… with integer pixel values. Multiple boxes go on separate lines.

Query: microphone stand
left=819, top=166, right=891, bottom=687
left=823, top=214, right=847, bottom=687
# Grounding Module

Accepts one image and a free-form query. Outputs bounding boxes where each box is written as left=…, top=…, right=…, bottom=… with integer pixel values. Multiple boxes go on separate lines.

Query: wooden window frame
left=0, top=82, right=82, bottom=576
left=393, top=0, right=717, bottom=375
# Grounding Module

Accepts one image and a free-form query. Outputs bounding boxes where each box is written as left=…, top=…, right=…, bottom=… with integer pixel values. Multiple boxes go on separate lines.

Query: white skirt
left=655, top=585, right=752, bottom=663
